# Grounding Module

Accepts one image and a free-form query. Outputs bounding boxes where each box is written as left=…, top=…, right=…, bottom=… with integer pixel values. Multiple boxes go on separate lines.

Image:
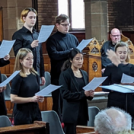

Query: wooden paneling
left=71, top=32, right=85, bottom=43
left=5, top=101, right=14, bottom=114
left=82, top=55, right=102, bottom=92
left=43, top=54, right=51, bottom=72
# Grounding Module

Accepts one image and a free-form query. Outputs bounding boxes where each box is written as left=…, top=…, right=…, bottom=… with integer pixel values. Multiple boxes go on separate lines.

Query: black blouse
left=12, top=26, right=45, bottom=77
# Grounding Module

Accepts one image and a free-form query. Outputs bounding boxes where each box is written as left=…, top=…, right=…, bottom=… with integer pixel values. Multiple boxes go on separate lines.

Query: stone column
left=84, top=0, right=108, bottom=42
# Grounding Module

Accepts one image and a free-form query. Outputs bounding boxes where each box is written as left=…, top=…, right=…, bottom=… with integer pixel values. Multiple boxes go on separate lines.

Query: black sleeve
left=74, top=37, right=79, bottom=47
left=118, top=63, right=134, bottom=78
left=59, top=72, right=86, bottom=101
left=0, top=41, right=10, bottom=67
left=102, top=66, right=111, bottom=92
left=11, top=74, right=22, bottom=95
left=46, top=38, right=71, bottom=60
left=130, top=64, right=134, bottom=77
left=12, top=33, right=32, bottom=56
left=0, top=59, right=10, bottom=67
left=39, top=44, right=45, bottom=77
left=101, top=44, right=108, bottom=68
left=101, top=45, right=106, bottom=60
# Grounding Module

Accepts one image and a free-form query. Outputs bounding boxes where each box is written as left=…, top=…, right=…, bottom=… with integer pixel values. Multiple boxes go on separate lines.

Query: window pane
left=58, top=0, right=68, bottom=15
left=71, top=0, right=85, bottom=29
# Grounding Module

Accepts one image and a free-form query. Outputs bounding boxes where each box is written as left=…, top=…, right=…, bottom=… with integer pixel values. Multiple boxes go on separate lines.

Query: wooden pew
left=76, top=125, right=95, bottom=134
left=0, top=121, right=49, bottom=134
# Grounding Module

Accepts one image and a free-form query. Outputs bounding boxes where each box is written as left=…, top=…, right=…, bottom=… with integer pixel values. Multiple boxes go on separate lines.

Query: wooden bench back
left=0, top=121, right=49, bottom=134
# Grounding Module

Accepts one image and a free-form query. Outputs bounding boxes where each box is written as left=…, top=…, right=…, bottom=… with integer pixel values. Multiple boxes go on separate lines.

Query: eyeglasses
left=111, top=34, right=120, bottom=37
left=60, top=23, right=70, bottom=27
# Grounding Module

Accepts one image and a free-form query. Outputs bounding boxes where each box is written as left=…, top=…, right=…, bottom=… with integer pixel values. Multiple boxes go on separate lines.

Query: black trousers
left=64, top=123, right=76, bottom=134
left=64, top=121, right=87, bottom=134
left=51, top=78, right=62, bottom=121
left=0, top=92, right=7, bottom=115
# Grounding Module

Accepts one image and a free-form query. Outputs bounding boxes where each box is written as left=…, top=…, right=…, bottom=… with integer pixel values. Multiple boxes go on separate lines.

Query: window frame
left=67, top=0, right=85, bottom=32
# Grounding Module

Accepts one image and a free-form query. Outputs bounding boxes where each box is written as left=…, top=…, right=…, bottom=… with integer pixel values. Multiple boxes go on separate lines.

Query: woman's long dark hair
left=61, top=48, right=82, bottom=71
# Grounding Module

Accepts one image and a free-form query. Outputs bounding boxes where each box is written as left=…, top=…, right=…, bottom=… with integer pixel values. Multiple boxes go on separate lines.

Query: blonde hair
left=20, top=7, right=37, bottom=23
left=14, top=48, right=38, bottom=77
left=115, top=41, right=130, bottom=62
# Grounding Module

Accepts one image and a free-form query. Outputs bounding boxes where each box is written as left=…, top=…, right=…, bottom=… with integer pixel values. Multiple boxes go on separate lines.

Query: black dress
left=0, top=58, right=10, bottom=115
left=11, top=73, right=42, bottom=125
left=102, top=63, right=134, bottom=118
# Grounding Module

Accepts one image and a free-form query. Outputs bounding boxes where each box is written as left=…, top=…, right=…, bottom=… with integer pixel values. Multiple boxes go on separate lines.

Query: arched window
left=58, top=0, right=85, bottom=30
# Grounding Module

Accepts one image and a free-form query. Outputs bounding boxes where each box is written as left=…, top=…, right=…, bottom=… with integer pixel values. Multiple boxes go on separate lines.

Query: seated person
left=101, top=28, right=121, bottom=69
left=94, top=107, right=132, bottom=134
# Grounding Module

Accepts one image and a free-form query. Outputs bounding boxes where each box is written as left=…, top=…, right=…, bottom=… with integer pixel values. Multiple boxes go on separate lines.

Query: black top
left=12, top=26, right=45, bottom=77
left=75, top=77, right=85, bottom=91
left=75, top=77, right=87, bottom=124
left=11, top=73, right=40, bottom=110
left=0, top=41, right=10, bottom=82
left=0, top=41, right=10, bottom=68
left=102, top=63, right=134, bottom=118
left=0, top=59, right=10, bottom=67
left=46, top=31, right=79, bottom=80
left=102, top=63, right=134, bottom=86
left=101, top=41, right=115, bottom=68
left=11, top=73, right=40, bottom=97
left=0, top=59, right=10, bottom=83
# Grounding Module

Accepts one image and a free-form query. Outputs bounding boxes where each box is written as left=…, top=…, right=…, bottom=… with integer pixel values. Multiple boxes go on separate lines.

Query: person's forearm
left=11, top=95, right=33, bottom=104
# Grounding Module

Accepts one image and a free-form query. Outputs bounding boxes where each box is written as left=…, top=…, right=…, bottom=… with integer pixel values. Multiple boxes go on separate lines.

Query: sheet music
left=35, top=84, right=62, bottom=96
left=100, top=84, right=134, bottom=93
left=76, top=38, right=93, bottom=51
left=38, top=25, right=54, bottom=43
left=121, top=73, right=134, bottom=83
left=83, top=76, right=107, bottom=91
left=0, top=70, right=20, bottom=87
left=115, top=84, right=134, bottom=91
left=0, top=40, right=16, bottom=58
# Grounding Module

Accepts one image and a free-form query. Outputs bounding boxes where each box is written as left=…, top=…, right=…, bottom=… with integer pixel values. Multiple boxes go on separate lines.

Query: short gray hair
left=94, top=107, right=132, bottom=134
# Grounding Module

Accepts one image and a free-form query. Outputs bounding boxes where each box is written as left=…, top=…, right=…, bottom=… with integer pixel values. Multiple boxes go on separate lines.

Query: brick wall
left=108, top=0, right=134, bottom=31
left=37, top=0, right=58, bottom=54
left=37, top=0, right=58, bottom=31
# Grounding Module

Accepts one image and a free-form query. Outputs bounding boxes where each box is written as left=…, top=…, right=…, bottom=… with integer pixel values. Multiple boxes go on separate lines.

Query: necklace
left=73, top=70, right=82, bottom=78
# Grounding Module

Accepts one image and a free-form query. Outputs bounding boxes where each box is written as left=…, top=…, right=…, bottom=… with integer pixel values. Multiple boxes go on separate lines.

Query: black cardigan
left=59, top=68, right=93, bottom=123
